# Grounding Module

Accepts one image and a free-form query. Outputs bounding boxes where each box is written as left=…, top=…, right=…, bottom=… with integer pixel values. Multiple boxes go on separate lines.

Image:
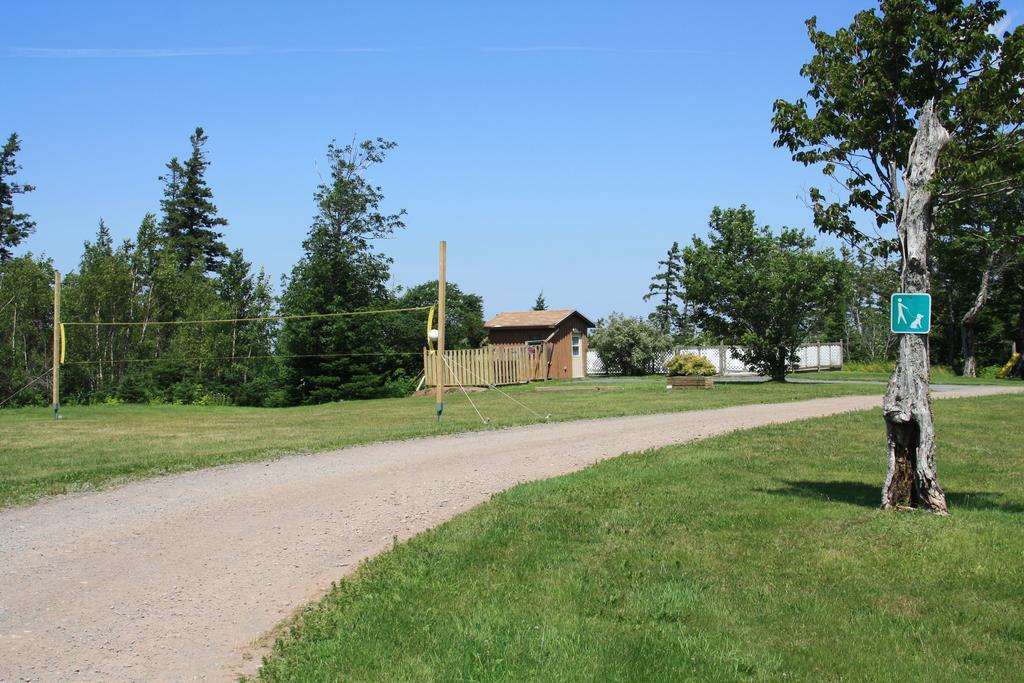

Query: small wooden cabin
left=485, top=309, right=595, bottom=380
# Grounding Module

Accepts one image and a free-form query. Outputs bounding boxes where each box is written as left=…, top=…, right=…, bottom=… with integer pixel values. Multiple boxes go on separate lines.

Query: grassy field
left=794, top=362, right=1020, bottom=385
left=256, top=394, right=1024, bottom=682
left=0, top=380, right=887, bottom=509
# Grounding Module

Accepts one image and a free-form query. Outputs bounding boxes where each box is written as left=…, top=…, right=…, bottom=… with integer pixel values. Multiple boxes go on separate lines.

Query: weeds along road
left=1, top=386, right=1020, bottom=681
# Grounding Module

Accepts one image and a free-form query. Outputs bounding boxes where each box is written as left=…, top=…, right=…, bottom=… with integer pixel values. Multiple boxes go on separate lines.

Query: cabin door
left=571, top=332, right=584, bottom=378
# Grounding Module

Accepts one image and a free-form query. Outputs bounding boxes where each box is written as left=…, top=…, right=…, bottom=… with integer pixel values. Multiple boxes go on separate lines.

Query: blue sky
left=4, top=1, right=1020, bottom=320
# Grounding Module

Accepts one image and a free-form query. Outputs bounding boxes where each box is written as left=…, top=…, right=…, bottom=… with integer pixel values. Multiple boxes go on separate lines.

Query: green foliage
left=279, top=138, right=409, bottom=404
left=54, top=214, right=279, bottom=406
left=0, top=133, right=36, bottom=261
left=396, top=280, right=485, bottom=350
left=772, top=0, right=1024, bottom=254
left=159, top=127, right=230, bottom=273
left=841, top=249, right=899, bottom=362
left=665, top=353, right=717, bottom=377
left=590, top=312, right=672, bottom=376
left=932, top=185, right=1024, bottom=370
left=532, top=291, right=547, bottom=311
left=644, top=241, right=694, bottom=342
left=0, top=253, right=53, bottom=406
left=682, top=206, right=846, bottom=381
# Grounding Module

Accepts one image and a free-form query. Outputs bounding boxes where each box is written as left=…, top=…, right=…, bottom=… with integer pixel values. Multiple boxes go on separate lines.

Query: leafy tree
left=279, top=138, right=407, bottom=404
left=933, top=171, right=1023, bottom=375
left=532, top=291, right=547, bottom=311
left=644, top=241, right=693, bottom=341
left=159, top=127, right=229, bottom=273
left=590, top=313, right=672, bottom=376
left=0, top=253, right=53, bottom=405
left=682, top=206, right=845, bottom=382
left=62, top=221, right=138, bottom=397
left=398, top=280, right=485, bottom=350
left=214, top=249, right=278, bottom=404
left=842, top=249, right=899, bottom=363
left=0, top=133, right=36, bottom=261
left=772, top=0, right=1024, bottom=513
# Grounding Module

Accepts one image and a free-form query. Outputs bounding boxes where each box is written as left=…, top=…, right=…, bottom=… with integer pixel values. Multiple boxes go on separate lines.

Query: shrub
left=590, top=313, right=673, bottom=376
left=666, top=353, right=717, bottom=376
left=196, top=392, right=232, bottom=406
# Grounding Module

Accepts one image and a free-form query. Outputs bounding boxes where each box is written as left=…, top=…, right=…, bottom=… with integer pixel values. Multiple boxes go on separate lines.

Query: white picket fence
left=586, top=342, right=843, bottom=377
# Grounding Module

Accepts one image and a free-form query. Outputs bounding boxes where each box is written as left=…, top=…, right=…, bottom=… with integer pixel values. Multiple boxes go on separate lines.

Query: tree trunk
left=959, top=257, right=994, bottom=378
left=770, top=348, right=787, bottom=382
left=882, top=100, right=949, bottom=515
left=1014, top=303, right=1024, bottom=379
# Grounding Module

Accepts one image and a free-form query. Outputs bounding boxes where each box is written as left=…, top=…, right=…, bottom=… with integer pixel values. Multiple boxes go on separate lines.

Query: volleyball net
left=56, top=305, right=435, bottom=405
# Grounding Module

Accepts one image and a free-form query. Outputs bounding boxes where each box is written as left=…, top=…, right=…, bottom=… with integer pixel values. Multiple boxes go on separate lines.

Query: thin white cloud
left=10, top=46, right=258, bottom=58
left=9, top=46, right=392, bottom=59
left=10, top=44, right=715, bottom=59
left=480, top=45, right=727, bottom=55
left=481, top=45, right=614, bottom=53
left=271, top=47, right=393, bottom=54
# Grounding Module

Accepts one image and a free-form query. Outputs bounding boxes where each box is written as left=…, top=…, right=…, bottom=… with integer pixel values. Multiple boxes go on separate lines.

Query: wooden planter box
left=667, top=375, right=715, bottom=389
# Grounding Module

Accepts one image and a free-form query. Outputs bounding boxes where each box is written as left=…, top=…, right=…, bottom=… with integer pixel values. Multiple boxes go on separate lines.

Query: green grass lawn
left=256, top=394, right=1024, bottom=682
left=795, top=363, right=1020, bottom=385
left=0, top=380, right=886, bottom=508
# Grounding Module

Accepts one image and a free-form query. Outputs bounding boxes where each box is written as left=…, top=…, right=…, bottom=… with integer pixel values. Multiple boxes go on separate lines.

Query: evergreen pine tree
left=532, top=291, right=547, bottom=311
left=644, top=241, right=692, bottom=340
left=279, top=138, right=406, bottom=404
left=159, top=127, right=229, bottom=273
left=0, top=133, right=36, bottom=261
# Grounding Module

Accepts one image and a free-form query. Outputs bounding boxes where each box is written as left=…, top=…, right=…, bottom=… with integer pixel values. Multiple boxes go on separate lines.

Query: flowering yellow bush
left=666, top=353, right=717, bottom=377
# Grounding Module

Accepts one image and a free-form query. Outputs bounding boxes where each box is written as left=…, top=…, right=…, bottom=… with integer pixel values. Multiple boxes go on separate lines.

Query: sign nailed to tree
left=890, top=293, right=931, bottom=334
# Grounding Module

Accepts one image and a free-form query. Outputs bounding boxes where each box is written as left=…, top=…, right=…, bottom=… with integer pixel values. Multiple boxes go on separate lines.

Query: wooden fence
left=423, top=346, right=531, bottom=387
left=493, top=342, right=552, bottom=381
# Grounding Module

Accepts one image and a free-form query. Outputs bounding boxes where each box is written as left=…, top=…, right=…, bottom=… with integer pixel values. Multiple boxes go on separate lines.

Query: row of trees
left=594, top=205, right=848, bottom=380
left=632, top=197, right=1022, bottom=379
left=1, top=130, right=485, bottom=407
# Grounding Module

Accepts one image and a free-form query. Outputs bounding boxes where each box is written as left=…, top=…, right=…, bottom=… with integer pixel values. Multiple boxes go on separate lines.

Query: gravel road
left=1, top=386, right=1019, bottom=681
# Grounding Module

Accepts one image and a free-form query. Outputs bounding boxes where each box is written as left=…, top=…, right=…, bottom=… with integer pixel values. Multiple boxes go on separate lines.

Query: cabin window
left=571, top=333, right=581, bottom=357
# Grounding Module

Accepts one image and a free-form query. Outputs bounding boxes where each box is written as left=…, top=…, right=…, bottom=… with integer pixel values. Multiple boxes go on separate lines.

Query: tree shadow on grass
left=759, top=480, right=1024, bottom=514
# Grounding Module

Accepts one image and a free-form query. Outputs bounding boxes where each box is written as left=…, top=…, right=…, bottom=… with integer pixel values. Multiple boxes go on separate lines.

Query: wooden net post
left=435, top=241, right=446, bottom=422
left=52, top=270, right=61, bottom=420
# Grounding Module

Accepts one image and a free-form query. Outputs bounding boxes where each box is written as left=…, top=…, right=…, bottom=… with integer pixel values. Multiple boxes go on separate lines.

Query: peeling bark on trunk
left=882, top=100, right=949, bottom=515
left=960, top=256, right=993, bottom=378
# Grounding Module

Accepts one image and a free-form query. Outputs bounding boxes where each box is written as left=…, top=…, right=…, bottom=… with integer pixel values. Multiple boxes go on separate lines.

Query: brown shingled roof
left=484, top=309, right=595, bottom=329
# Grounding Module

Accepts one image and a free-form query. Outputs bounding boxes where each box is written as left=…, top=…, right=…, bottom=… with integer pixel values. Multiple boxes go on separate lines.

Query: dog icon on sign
left=910, top=313, right=924, bottom=330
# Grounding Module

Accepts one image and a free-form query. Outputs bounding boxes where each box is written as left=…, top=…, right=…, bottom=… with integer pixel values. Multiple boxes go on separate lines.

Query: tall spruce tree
left=159, top=127, right=229, bottom=273
left=0, top=133, right=36, bottom=261
left=279, top=138, right=406, bottom=404
left=644, top=241, right=691, bottom=341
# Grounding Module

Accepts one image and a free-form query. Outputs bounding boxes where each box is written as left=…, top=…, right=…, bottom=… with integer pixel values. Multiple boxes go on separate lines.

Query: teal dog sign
left=891, top=293, right=931, bottom=334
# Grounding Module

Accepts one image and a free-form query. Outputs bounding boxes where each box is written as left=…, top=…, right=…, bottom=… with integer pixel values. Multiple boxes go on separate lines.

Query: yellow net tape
left=61, top=351, right=421, bottom=366
left=60, top=306, right=432, bottom=327
left=426, top=305, right=436, bottom=351
left=59, top=323, right=66, bottom=364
